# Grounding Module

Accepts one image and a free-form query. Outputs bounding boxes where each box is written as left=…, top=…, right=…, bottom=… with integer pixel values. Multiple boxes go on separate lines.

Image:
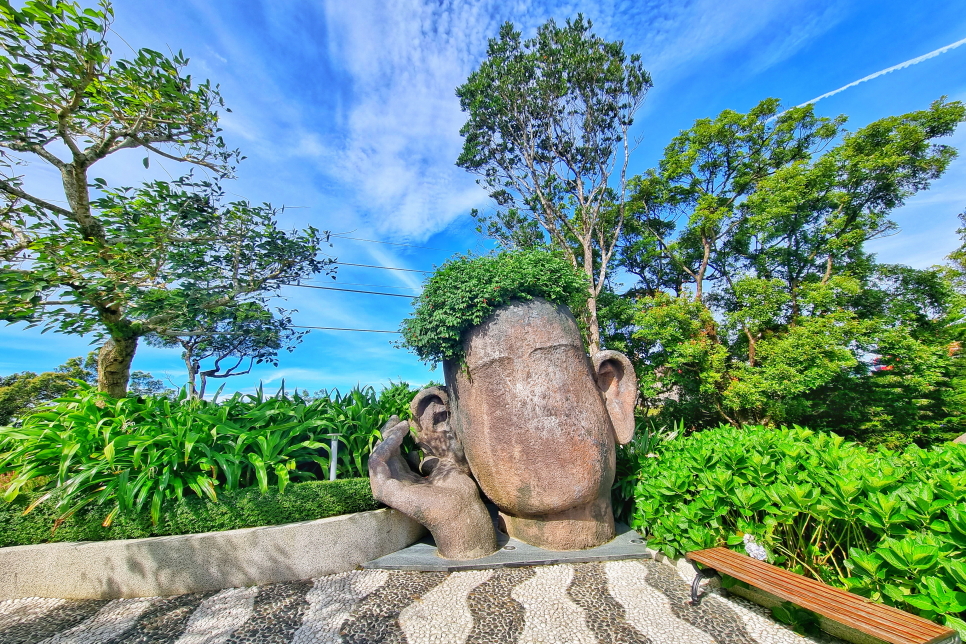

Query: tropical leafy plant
left=0, top=382, right=417, bottom=525
left=612, top=416, right=680, bottom=524
left=626, top=424, right=966, bottom=634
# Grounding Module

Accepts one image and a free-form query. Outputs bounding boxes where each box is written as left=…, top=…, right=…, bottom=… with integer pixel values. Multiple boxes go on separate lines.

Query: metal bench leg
left=690, top=564, right=720, bottom=606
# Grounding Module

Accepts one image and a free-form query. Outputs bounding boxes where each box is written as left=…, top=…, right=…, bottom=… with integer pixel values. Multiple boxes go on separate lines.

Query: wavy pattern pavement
left=0, top=562, right=841, bottom=644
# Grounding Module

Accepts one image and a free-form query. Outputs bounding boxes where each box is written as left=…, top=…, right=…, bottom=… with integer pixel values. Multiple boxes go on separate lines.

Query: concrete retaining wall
left=0, top=508, right=425, bottom=600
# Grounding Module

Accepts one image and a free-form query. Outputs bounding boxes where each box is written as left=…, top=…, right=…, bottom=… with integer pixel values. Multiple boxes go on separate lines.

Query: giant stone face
left=444, top=298, right=626, bottom=550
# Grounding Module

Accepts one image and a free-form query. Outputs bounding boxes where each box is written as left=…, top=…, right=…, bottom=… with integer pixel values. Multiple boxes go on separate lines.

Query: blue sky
left=3, top=0, right=966, bottom=394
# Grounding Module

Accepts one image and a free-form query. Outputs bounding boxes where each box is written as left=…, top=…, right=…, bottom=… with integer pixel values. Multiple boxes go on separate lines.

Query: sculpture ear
left=409, top=386, right=456, bottom=459
left=592, top=350, right=638, bottom=445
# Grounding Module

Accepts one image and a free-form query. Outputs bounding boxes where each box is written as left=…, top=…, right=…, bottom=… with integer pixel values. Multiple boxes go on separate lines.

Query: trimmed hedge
left=0, top=478, right=377, bottom=548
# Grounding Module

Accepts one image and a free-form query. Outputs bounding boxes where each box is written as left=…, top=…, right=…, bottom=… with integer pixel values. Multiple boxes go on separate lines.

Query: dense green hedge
left=0, top=478, right=377, bottom=548
left=623, top=425, right=966, bottom=634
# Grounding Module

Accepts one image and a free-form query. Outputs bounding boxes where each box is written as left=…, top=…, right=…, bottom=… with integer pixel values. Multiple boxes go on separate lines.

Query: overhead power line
left=286, top=283, right=417, bottom=298
left=336, top=262, right=431, bottom=274
left=332, top=234, right=445, bottom=251
left=314, top=281, right=418, bottom=290
left=292, top=325, right=400, bottom=333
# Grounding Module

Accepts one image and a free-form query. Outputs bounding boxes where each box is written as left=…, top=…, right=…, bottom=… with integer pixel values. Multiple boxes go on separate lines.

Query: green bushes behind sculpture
left=0, top=382, right=415, bottom=525
left=620, top=425, right=966, bottom=633
left=0, top=478, right=377, bottom=547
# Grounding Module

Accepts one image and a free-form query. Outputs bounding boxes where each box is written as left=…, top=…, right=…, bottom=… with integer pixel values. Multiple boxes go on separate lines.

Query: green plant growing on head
left=399, top=251, right=588, bottom=366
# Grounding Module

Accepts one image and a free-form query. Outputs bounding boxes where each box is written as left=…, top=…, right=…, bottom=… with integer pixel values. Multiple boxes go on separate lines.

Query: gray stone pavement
left=0, top=560, right=841, bottom=644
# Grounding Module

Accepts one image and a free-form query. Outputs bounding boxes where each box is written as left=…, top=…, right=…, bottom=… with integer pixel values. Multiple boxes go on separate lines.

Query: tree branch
left=0, top=140, right=66, bottom=169
left=0, top=179, right=74, bottom=217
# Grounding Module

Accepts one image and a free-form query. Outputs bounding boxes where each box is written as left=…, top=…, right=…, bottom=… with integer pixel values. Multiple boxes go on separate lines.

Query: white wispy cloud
left=797, top=36, right=966, bottom=108
left=314, top=0, right=839, bottom=241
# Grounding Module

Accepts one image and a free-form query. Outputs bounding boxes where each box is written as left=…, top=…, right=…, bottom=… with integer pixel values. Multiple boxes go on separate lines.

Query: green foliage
left=769, top=602, right=821, bottom=636
left=0, top=478, right=376, bottom=547
left=0, top=0, right=329, bottom=397
left=612, top=417, right=680, bottom=524
left=612, top=97, right=966, bottom=441
left=149, top=301, right=309, bottom=399
left=0, top=0, right=234, bottom=171
left=0, top=382, right=416, bottom=524
left=399, top=251, right=588, bottom=365
left=625, top=425, right=966, bottom=633
left=456, top=15, right=651, bottom=350
left=0, top=353, right=169, bottom=425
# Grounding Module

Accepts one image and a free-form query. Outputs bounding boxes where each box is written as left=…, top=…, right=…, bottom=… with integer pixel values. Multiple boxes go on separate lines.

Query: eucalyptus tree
left=456, top=15, right=651, bottom=353
left=0, top=0, right=330, bottom=396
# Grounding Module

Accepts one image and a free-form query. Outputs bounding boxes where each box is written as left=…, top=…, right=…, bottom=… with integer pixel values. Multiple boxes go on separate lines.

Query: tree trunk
left=582, top=240, right=601, bottom=354
left=97, top=336, right=139, bottom=398
left=61, top=164, right=106, bottom=242
left=586, top=294, right=601, bottom=355
left=695, top=235, right=711, bottom=302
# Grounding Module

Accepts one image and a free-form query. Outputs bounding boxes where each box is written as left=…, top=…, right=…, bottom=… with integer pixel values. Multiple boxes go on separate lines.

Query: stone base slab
left=363, top=522, right=650, bottom=571
left=0, top=508, right=425, bottom=600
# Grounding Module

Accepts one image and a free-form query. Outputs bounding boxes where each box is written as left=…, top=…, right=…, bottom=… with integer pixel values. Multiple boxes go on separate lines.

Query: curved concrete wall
left=0, top=508, right=425, bottom=600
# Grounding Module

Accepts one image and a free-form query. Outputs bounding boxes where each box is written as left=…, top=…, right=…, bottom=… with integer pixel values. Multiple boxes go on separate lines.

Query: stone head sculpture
left=371, top=297, right=637, bottom=557
left=443, top=297, right=637, bottom=550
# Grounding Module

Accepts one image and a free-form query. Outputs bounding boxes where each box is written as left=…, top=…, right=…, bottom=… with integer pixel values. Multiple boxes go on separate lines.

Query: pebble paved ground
left=0, top=560, right=842, bottom=644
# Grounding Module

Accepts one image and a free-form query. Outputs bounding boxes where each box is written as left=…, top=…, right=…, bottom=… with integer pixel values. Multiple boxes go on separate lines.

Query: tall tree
left=0, top=1, right=330, bottom=396
left=150, top=302, right=306, bottom=399
left=616, top=98, right=966, bottom=439
left=456, top=15, right=652, bottom=353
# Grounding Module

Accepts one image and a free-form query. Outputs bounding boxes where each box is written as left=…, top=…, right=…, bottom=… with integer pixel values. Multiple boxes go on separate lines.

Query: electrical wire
left=285, top=283, right=416, bottom=298
left=336, top=262, right=431, bottom=274
left=291, top=325, right=400, bottom=333
left=303, top=281, right=419, bottom=291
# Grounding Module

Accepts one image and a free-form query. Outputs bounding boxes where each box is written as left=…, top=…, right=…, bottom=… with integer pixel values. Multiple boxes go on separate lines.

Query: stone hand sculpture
left=368, top=388, right=498, bottom=560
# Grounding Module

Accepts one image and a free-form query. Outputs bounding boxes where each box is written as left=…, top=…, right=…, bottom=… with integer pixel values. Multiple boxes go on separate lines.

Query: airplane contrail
left=796, top=35, right=966, bottom=108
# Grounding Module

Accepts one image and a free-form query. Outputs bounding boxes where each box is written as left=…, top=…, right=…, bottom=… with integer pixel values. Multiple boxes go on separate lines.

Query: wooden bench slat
left=687, top=553, right=943, bottom=644
left=689, top=548, right=949, bottom=643
left=687, top=548, right=956, bottom=644
left=689, top=548, right=939, bottom=630
left=695, top=554, right=933, bottom=643
left=690, top=549, right=930, bottom=637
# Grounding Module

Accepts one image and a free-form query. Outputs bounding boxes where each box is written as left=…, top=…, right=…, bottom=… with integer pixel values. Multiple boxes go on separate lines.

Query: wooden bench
left=686, top=547, right=959, bottom=644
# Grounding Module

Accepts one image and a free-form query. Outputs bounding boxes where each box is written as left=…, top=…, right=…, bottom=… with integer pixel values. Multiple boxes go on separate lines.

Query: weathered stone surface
left=445, top=298, right=637, bottom=550
left=370, top=297, right=637, bottom=555
left=369, top=416, right=498, bottom=560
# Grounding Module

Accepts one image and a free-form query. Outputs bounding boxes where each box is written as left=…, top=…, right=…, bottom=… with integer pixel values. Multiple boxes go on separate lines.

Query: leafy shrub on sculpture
left=627, top=424, right=966, bottom=634
left=0, top=382, right=415, bottom=525
left=399, top=251, right=588, bottom=365
left=0, top=478, right=376, bottom=547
